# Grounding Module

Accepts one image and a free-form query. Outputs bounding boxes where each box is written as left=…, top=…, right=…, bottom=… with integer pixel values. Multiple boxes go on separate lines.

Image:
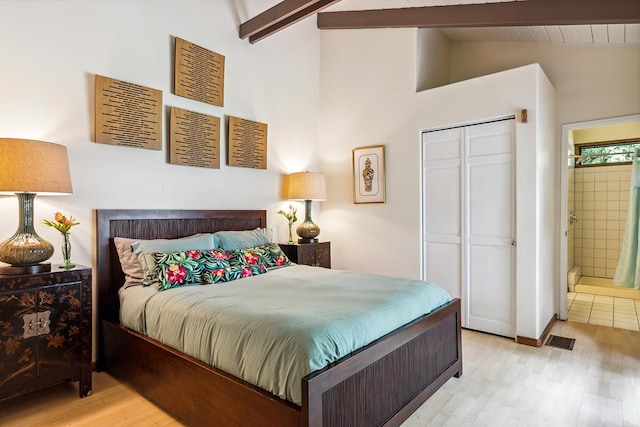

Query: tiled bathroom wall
left=567, top=168, right=575, bottom=271
left=574, top=164, right=632, bottom=278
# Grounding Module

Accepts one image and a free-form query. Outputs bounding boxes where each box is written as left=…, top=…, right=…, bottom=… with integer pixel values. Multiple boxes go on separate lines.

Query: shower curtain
left=613, top=150, right=640, bottom=289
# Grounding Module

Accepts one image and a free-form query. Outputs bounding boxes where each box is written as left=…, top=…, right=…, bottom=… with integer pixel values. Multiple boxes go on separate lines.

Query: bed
left=96, top=209, right=462, bottom=427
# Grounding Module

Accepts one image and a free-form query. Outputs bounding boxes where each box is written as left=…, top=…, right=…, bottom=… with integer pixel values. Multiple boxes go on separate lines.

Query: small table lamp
left=287, top=171, right=326, bottom=244
left=0, top=138, right=73, bottom=274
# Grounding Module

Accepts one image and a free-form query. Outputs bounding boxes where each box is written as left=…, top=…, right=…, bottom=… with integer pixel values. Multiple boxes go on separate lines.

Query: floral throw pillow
left=153, top=249, right=231, bottom=291
left=230, top=243, right=291, bottom=269
left=202, top=263, right=267, bottom=285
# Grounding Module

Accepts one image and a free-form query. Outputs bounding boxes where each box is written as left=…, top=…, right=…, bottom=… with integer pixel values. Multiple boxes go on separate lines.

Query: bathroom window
left=576, top=139, right=640, bottom=167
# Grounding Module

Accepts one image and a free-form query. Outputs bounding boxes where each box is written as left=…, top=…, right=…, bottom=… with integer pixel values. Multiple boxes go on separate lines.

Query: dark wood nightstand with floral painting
left=279, top=242, right=331, bottom=269
left=0, top=265, right=92, bottom=401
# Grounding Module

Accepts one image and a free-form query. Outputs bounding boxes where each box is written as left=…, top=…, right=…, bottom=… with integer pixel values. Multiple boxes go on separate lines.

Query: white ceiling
left=439, top=24, right=640, bottom=44
left=323, top=0, right=640, bottom=45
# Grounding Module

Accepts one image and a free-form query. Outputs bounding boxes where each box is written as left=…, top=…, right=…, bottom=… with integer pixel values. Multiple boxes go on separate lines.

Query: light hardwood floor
left=1, top=320, right=638, bottom=427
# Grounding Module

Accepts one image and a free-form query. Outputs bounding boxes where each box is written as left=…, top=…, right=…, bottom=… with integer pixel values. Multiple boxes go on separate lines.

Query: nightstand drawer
left=279, top=242, right=331, bottom=269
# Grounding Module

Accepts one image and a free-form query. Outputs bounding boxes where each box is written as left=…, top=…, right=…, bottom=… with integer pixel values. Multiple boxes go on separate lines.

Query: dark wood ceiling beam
left=240, top=0, right=322, bottom=39
left=249, top=0, right=341, bottom=43
left=240, top=0, right=342, bottom=43
left=316, top=0, right=640, bottom=30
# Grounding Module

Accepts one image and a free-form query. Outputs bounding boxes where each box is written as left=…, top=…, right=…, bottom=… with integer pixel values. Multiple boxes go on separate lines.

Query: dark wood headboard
left=94, top=209, right=266, bottom=365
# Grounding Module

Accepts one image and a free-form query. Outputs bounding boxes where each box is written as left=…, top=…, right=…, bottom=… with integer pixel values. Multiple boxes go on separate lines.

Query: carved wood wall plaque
left=175, top=37, right=225, bottom=107
left=169, top=107, right=221, bottom=169
left=227, top=116, right=268, bottom=169
left=95, top=75, right=162, bottom=150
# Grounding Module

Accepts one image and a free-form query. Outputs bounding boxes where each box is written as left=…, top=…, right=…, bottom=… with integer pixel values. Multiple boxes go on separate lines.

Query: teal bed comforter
left=120, top=265, right=451, bottom=405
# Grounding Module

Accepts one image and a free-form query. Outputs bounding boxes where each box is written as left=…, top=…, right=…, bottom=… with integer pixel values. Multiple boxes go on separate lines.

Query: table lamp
left=0, top=138, right=73, bottom=274
left=287, top=171, right=326, bottom=244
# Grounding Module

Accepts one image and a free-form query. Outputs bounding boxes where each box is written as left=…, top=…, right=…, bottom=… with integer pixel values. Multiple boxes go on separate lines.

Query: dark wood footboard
left=303, top=298, right=462, bottom=427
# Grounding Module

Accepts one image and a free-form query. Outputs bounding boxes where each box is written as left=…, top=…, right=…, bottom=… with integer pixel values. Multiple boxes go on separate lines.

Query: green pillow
left=214, top=228, right=273, bottom=251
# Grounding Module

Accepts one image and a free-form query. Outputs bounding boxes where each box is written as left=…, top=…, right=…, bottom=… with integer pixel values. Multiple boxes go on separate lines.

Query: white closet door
left=422, top=128, right=463, bottom=300
left=422, top=119, right=515, bottom=338
left=465, top=121, right=515, bottom=337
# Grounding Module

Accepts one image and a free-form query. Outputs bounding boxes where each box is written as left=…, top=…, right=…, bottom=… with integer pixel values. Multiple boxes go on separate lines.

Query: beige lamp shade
left=287, top=171, right=326, bottom=201
left=0, top=138, right=73, bottom=195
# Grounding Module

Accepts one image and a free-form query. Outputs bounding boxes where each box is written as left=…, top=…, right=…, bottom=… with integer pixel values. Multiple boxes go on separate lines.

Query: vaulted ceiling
left=240, top=0, right=640, bottom=44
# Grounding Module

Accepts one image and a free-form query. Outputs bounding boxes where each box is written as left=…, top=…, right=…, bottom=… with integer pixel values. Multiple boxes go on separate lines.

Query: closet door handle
left=511, top=241, right=517, bottom=247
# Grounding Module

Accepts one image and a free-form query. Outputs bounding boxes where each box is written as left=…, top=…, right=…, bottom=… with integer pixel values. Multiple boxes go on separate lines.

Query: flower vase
left=60, top=233, right=75, bottom=269
left=287, top=223, right=294, bottom=244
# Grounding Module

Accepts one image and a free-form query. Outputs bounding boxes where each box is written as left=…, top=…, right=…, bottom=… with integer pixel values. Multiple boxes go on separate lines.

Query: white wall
left=320, top=27, right=558, bottom=340
left=0, top=1, right=321, bottom=266
left=320, top=28, right=530, bottom=277
left=3, top=2, right=637, bottom=346
left=0, top=1, right=321, bottom=358
left=450, top=43, right=640, bottom=127
left=450, top=42, right=640, bottom=332
left=536, top=68, right=559, bottom=336
left=416, top=29, right=451, bottom=91
left=421, top=66, right=558, bottom=341
left=320, top=29, right=423, bottom=278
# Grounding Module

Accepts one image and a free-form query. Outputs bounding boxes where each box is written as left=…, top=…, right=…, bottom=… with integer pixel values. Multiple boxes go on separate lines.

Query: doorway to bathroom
left=559, top=114, right=640, bottom=331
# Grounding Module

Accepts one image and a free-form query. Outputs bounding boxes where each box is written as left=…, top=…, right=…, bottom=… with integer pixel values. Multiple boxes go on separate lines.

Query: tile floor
left=567, top=291, right=640, bottom=331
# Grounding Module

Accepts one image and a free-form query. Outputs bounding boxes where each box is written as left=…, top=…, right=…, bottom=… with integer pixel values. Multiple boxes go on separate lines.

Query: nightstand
left=0, top=265, right=92, bottom=401
left=279, top=242, right=331, bottom=269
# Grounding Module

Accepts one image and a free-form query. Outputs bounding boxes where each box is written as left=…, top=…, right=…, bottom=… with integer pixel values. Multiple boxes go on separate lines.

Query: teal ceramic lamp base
left=0, top=193, right=53, bottom=274
left=296, top=199, right=321, bottom=244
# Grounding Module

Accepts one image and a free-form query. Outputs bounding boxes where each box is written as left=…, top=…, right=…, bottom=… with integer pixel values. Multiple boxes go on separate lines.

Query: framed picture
left=353, top=145, right=385, bottom=204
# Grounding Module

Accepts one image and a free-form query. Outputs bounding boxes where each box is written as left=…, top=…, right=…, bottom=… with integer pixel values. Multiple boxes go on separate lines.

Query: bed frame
left=96, top=209, right=462, bottom=427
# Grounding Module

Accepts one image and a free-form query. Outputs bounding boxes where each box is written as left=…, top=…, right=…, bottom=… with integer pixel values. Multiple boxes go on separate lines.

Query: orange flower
left=42, top=212, right=80, bottom=234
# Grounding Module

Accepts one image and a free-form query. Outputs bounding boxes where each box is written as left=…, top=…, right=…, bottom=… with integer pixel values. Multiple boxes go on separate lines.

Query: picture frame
left=352, top=145, right=385, bottom=204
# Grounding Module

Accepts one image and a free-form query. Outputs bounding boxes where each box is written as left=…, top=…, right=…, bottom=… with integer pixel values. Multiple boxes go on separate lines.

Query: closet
left=422, top=118, right=515, bottom=337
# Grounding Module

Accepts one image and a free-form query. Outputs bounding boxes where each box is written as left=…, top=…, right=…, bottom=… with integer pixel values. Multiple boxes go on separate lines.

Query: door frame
left=558, top=113, right=640, bottom=320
